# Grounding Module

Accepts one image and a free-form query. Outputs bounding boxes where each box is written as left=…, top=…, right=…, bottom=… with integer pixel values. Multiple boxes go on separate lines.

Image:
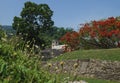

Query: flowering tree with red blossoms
left=79, top=17, right=120, bottom=49
left=60, top=31, right=80, bottom=52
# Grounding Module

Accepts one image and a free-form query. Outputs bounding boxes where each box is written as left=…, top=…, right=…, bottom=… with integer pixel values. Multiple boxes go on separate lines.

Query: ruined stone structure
left=44, top=59, right=120, bottom=81
left=51, top=40, right=65, bottom=50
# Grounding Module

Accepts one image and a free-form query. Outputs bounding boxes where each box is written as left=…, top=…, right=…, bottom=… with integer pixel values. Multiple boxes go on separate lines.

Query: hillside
left=1, top=25, right=16, bottom=35
left=51, top=48, right=120, bottom=61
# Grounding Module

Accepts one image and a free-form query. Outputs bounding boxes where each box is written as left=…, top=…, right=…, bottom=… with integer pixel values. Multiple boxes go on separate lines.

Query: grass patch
left=51, top=48, right=120, bottom=61
left=55, top=74, right=120, bottom=83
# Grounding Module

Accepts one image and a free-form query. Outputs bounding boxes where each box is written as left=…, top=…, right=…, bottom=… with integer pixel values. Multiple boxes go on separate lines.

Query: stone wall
left=41, top=49, right=63, bottom=61
left=44, top=59, right=120, bottom=81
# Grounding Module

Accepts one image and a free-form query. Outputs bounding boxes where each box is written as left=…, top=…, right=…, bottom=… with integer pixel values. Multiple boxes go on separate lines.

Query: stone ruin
left=41, top=40, right=64, bottom=61
left=43, top=59, right=120, bottom=81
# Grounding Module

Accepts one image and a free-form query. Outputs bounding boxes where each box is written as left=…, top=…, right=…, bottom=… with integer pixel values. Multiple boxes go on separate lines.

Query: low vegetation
left=56, top=74, right=120, bottom=83
left=51, top=48, right=120, bottom=61
left=0, top=42, right=54, bottom=82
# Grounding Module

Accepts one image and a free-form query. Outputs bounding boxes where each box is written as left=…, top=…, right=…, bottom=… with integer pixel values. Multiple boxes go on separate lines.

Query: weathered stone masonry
left=44, top=59, right=120, bottom=81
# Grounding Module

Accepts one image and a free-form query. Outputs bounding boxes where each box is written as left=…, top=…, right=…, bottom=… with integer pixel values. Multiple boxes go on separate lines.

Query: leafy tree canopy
left=12, top=1, right=54, bottom=49
left=47, top=26, right=73, bottom=40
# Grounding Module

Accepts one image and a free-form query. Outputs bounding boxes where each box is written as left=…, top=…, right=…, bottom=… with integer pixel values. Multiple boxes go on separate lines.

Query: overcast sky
left=0, top=0, right=120, bottom=30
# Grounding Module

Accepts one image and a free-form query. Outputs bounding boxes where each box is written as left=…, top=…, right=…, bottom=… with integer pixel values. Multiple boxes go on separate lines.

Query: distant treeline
left=1, top=25, right=16, bottom=35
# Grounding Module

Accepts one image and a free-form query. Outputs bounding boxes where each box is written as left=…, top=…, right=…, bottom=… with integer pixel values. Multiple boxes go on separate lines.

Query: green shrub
left=0, top=42, right=53, bottom=83
left=0, top=27, right=6, bottom=41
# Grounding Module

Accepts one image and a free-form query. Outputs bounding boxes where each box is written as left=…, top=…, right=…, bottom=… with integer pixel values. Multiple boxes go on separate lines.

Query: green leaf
left=0, top=44, right=2, bottom=49
left=0, top=63, right=6, bottom=73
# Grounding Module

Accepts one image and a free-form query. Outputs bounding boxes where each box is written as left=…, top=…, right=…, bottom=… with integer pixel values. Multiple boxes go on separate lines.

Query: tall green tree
left=12, top=1, right=54, bottom=48
left=47, top=26, right=73, bottom=40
